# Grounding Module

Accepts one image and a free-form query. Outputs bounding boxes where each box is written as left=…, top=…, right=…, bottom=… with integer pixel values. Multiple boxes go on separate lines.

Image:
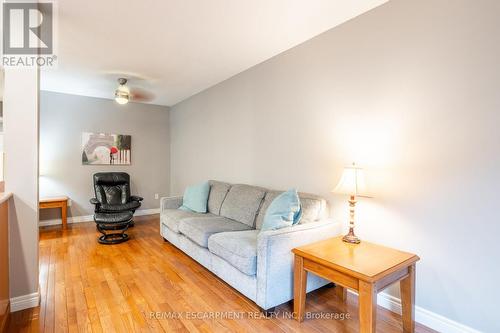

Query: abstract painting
left=82, top=132, right=132, bottom=165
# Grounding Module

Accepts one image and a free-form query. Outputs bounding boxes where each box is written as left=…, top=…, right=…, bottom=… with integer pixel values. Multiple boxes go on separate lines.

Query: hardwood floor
left=8, top=216, right=436, bottom=333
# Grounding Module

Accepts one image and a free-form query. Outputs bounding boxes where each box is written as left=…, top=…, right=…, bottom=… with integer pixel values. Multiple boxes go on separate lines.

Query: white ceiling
left=41, top=0, right=387, bottom=106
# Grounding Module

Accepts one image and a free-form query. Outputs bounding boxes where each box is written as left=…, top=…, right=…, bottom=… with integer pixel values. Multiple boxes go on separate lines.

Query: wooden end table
left=293, top=236, right=419, bottom=333
left=39, top=196, right=69, bottom=229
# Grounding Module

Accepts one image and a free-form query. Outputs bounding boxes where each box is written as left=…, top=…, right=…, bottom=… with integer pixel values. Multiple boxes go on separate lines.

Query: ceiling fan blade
left=129, top=88, right=155, bottom=102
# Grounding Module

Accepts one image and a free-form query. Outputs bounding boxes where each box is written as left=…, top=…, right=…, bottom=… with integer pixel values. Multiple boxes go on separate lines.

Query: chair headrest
left=93, top=172, right=130, bottom=185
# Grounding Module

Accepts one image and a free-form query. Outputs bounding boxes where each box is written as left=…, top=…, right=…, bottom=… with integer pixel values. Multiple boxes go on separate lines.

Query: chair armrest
left=130, top=195, right=143, bottom=202
left=256, top=220, right=341, bottom=309
left=160, top=196, right=183, bottom=212
left=90, top=198, right=101, bottom=213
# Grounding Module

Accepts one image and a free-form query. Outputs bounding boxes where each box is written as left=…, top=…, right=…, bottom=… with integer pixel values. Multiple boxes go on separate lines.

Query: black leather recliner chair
left=90, top=172, right=143, bottom=214
left=90, top=172, right=143, bottom=244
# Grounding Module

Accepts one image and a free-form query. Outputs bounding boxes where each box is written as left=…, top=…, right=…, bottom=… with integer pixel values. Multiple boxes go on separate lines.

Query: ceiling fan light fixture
left=112, top=77, right=154, bottom=104
left=115, top=78, right=129, bottom=104
left=115, top=90, right=129, bottom=105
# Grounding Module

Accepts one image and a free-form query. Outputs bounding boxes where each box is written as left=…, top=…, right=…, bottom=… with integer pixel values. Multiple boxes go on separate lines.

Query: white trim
left=38, top=208, right=160, bottom=227
left=376, top=291, right=401, bottom=313
left=10, top=291, right=40, bottom=312
left=39, top=214, right=93, bottom=227
left=347, top=290, right=481, bottom=333
left=135, top=208, right=160, bottom=216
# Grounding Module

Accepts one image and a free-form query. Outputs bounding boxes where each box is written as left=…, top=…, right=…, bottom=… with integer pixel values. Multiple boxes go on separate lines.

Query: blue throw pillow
left=261, top=189, right=302, bottom=231
left=179, top=181, right=210, bottom=213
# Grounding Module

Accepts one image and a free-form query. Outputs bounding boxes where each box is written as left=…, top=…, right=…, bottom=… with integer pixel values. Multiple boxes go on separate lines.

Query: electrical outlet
left=68, top=199, right=72, bottom=207
left=154, top=193, right=159, bottom=200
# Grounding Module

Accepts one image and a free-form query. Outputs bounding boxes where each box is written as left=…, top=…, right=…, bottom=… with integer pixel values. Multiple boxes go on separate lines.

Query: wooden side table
left=293, top=236, right=419, bottom=333
left=39, top=196, right=69, bottom=229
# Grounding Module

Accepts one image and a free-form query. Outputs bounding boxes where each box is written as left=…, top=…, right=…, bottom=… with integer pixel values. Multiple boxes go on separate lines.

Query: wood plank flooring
left=8, top=216, right=436, bottom=332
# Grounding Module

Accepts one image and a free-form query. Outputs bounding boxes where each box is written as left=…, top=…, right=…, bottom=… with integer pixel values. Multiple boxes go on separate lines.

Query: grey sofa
left=160, top=180, right=341, bottom=311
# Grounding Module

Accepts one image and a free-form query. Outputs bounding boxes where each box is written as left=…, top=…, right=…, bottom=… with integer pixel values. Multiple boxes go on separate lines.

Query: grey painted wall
left=170, top=0, right=500, bottom=331
left=40, top=91, right=170, bottom=221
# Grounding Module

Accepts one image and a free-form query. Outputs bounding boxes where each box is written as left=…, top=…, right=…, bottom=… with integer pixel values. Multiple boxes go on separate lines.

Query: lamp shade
left=333, top=164, right=367, bottom=196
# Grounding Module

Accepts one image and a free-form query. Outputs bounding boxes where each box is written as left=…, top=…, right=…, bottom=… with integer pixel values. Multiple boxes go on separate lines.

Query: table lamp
left=333, top=163, right=367, bottom=244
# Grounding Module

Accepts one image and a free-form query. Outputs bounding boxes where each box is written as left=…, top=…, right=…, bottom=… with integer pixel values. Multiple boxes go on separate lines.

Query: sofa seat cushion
left=161, top=209, right=212, bottom=233
left=220, top=184, right=266, bottom=227
left=178, top=217, right=252, bottom=248
left=208, top=230, right=258, bottom=276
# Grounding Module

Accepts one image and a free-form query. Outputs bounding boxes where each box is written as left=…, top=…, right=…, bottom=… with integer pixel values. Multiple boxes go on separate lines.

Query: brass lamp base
left=342, top=228, right=361, bottom=244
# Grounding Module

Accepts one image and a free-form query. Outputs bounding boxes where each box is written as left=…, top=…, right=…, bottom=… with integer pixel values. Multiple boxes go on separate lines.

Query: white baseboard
left=10, top=291, right=40, bottom=312
left=348, top=290, right=480, bottom=333
left=39, top=214, right=93, bottom=227
left=135, top=208, right=160, bottom=216
left=39, top=208, right=160, bottom=227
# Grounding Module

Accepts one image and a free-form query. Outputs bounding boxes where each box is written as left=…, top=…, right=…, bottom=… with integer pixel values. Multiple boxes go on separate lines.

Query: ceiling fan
left=114, top=78, right=154, bottom=105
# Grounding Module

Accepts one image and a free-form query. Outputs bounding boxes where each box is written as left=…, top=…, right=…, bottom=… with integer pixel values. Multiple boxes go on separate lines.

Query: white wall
left=4, top=68, right=40, bottom=301
left=170, top=0, right=500, bottom=331
left=39, top=92, right=170, bottom=221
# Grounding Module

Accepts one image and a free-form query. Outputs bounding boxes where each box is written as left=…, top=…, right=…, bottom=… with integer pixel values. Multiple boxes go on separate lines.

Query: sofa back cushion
left=207, top=180, right=231, bottom=215
left=220, top=184, right=266, bottom=227
left=255, top=191, right=280, bottom=230
left=298, top=193, right=328, bottom=223
left=255, top=191, right=327, bottom=229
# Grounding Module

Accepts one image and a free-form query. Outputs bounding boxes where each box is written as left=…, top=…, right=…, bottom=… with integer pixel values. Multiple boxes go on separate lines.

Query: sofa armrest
left=256, top=220, right=341, bottom=309
left=160, top=196, right=183, bottom=212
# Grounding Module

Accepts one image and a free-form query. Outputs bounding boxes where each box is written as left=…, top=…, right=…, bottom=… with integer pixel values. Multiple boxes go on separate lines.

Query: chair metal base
left=98, top=232, right=129, bottom=245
